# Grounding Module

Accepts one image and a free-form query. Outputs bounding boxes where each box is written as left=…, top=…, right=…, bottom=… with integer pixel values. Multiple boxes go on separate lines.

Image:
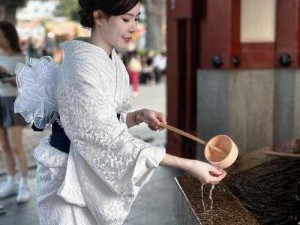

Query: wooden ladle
left=159, top=123, right=224, bottom=153
left=137, top=115, right=222, bottom=153
left=161, top=124, right=239, bottom=168
left=136, top=115, right=239, bottom=168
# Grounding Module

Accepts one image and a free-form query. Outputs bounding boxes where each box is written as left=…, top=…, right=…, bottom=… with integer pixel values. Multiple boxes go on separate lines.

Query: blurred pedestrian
left=41, top=35, right=54, bottom=57
left=0, top=21, right=30, bottom=203
left=26, top=37, right=40, bottom=59
left=153, top=51, right=167, bottom=84
left=141, top=56, right=155, bottom=85
left=127, top=50, right=142, bottom=96
left=0, top=205, right=5, bottom=214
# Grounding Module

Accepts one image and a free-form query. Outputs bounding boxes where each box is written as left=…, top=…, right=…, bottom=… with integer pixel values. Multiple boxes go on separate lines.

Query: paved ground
left=0, top=81, right=185, bottom=225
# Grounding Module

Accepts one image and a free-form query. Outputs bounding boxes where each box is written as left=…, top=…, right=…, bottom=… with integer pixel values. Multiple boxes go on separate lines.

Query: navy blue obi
left=50, top=121, right=70, bottom=154
left=32, top=113, right=121, bottom=154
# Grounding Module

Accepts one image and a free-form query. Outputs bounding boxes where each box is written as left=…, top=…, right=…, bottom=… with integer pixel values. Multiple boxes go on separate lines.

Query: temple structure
left=166, top=0, right=300, bottom=158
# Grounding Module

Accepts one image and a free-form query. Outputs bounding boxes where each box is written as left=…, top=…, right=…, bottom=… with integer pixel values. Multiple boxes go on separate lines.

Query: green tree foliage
left=56, top=0, right=166, bottom=51
left=144, top=0, right=166, bottom=51
left=56, top=0, right=79, bottom=21
left=0, top=0, right=27, bottom=23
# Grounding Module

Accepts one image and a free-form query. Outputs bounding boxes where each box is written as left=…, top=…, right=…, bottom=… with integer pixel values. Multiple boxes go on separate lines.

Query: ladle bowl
left=204, top=135, right=238, bottom=169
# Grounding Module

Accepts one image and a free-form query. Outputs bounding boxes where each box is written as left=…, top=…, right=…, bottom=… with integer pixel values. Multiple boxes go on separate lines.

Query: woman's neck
left=90, top=30, right=113, bottom=56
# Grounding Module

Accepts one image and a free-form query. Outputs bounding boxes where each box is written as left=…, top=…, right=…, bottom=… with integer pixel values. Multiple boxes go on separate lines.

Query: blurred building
left=15, top=0, right=59, bottom=44
left=16, top=0, right=59, bottom=21
left=166, top=0, right=300, bottom=158
left=15, top=0, right=90, bottom=62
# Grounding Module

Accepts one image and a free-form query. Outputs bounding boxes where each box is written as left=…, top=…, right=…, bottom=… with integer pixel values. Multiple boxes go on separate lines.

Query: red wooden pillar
left=229, top=0, right=300, bottom=69
left=276, top=0, right=300, bottom=68
left=199, top=0, right=239, bottom=69
left=199, top=0, right=300, bottom=70
left=166, top=0, right=199, bottom=157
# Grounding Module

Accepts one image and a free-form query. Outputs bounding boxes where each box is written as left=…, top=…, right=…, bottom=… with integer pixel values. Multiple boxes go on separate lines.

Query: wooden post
left=276, top=0, right=300, bottom=68
left=166, top=0, right=197, bottom=157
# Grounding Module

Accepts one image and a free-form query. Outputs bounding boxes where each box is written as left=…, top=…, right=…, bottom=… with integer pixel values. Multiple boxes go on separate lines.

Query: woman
left=0, top=21, right=30, bottom=203
left=15, top=0, right=226, bottom=224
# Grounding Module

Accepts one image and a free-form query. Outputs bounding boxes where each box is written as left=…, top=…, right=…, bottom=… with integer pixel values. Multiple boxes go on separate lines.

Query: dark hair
left=146, top=57, right=153, bottom=66
left=78, top=0, right=140, bottom=28
left=0, top=21, right=22, bottom=53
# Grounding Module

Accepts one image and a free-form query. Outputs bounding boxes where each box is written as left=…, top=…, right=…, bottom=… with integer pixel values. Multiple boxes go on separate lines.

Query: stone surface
left=175, top=140, right=300, bottom=225
left=175, top=174, right=258, bottom=225
left=226, top=158, right=300, bottom=224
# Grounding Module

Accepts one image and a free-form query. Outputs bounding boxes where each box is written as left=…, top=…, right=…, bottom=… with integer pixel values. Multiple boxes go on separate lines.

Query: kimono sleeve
left=56, top=63, right=166, bottom=197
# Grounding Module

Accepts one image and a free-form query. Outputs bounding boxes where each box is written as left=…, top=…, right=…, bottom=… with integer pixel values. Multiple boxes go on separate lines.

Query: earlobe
left=93, top=10, right=103, bottom=26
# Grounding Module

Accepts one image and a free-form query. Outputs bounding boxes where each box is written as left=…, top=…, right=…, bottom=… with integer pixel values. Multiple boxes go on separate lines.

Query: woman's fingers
left=140, top=109, right=166, bottom=130
left=209, top=166, right=225, bottom=176
left=207, top=168, right=227, bottom=184
left=156, top=112, right=167, bottom=124
left=148, top=123, right=161, bottom=131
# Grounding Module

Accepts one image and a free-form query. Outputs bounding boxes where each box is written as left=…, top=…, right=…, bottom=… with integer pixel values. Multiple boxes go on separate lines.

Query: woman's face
left=99, top=2, right=141, bottom=51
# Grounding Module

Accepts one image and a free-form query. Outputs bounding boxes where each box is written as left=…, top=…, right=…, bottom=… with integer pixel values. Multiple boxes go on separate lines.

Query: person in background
left=26, top=37, right=40, bottom=59
left=127, top=50, right=142, bottom=97
left=141, top=56, right=155, bottom=85
left=153, top=51, right=167, bottom=84
left=0, top=21, right=30, bottom=203
left=0, top=204, right=5, bottom=214
left=41, top=35, right=54, bottom=57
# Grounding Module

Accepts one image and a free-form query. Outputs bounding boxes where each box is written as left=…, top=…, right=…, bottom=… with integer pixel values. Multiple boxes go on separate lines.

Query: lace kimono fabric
left=15, top=40, right=166, bottom=225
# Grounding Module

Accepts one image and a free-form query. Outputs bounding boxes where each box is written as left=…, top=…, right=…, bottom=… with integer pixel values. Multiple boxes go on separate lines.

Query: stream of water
left=200, top=184, right=216, bottom=212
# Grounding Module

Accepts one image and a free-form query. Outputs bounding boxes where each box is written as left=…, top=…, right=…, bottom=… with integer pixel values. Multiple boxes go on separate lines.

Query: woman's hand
left=159, top=154, right=227, bottom=185
left=135, top=108, right=166, bottom=131
left=187, top=160, right=227, bottom=184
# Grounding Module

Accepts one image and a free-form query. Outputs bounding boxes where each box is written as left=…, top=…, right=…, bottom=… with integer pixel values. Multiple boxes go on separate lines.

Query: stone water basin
left=174, top=175, right=258, bottom=225
left=174, top=141, right=300, bottom=225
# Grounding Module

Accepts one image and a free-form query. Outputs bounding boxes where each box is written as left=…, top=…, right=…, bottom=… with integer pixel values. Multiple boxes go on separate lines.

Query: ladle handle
left=136, top=115, right=222, bottom=153
left=160, top=123, right=223, bottom=153
left=160, top=123, right=206, bottom=145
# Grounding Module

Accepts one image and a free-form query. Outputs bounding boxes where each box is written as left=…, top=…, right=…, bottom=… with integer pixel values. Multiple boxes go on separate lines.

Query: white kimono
left=15, top=40, right=166, bottom=225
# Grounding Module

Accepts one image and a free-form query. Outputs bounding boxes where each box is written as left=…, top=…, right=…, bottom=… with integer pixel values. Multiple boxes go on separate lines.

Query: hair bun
left=78, top=0, right=88, bottom=8
left=78, top=0, right=140, bottom=28
left=78, top=8, right=93, bottom=28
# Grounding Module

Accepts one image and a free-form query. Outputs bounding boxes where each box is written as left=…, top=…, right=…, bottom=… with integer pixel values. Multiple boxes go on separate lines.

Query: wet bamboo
left=265, top=150, right=300, bottom=158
